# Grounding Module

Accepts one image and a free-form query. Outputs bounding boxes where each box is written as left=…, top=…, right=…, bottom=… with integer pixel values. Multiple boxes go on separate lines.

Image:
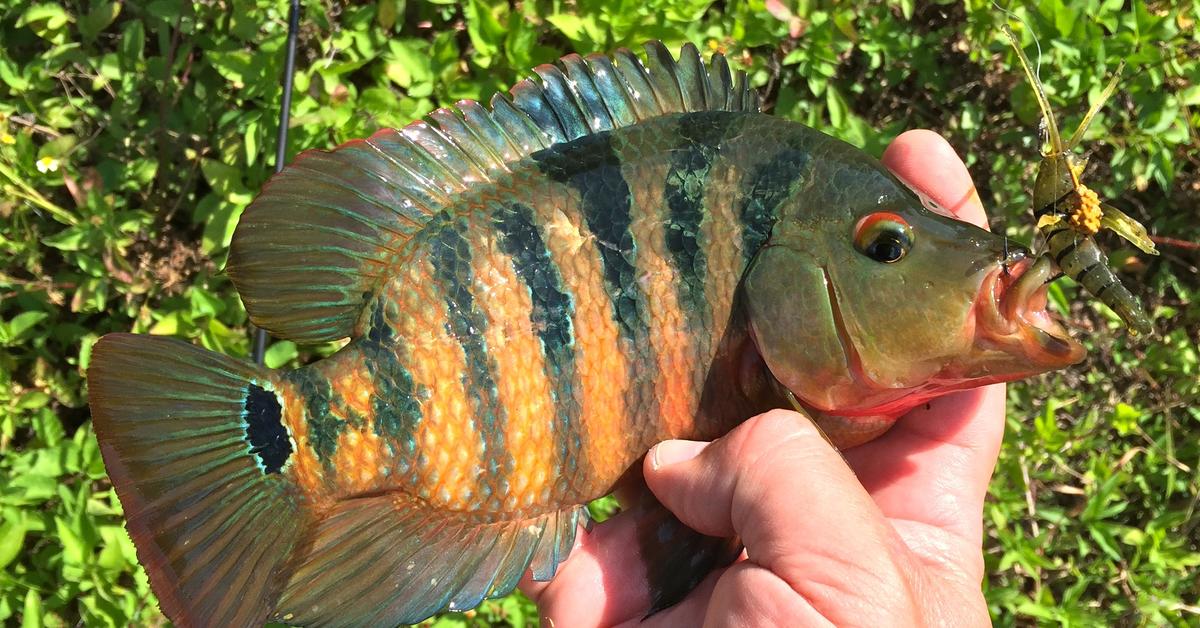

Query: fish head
left=742, top=168, right=1086, bottom=419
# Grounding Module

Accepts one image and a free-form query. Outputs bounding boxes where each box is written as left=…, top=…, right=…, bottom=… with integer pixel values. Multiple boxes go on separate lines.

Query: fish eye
left=853, top=212, right=914, bottom=264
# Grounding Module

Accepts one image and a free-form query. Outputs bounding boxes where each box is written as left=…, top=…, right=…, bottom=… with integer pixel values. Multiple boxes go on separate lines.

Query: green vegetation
left=1, top=0, right=1196, bottom=625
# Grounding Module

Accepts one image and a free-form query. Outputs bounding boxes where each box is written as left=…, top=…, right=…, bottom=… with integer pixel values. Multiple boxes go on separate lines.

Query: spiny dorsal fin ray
left=228, top=41, right=761, bottom=344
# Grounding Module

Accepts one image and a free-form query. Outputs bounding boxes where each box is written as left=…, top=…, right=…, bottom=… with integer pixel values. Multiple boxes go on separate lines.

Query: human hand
left=522, top=130, right=1004, bottom=627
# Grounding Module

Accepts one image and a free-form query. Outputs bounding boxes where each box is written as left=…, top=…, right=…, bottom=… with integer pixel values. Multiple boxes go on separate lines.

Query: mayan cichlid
left=87, top=41, right=1086, bottom=626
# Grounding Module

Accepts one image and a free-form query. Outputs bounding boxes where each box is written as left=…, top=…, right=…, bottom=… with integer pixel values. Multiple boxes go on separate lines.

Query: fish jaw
left=955, top=256, right=1087, bottom=382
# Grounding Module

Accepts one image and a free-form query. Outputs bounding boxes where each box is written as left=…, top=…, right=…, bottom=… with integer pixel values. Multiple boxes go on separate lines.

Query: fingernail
left=650, top=440, right=708, bottom=470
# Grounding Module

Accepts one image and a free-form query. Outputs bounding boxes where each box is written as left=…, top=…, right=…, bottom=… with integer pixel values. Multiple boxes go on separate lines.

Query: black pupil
left=866, top=230, right=907, bottom=263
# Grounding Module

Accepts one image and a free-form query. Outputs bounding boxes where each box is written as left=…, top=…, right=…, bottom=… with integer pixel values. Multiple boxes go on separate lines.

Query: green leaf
left=21, top=589, right=42, bottom=628
left=463, top=0, right=507, bottom=67
left=119, top=19, right=144, bottom=67
left=244, top=119, right=259, bottom=165
left=201, top=200, right=243, bottom=254
left=55, top=510, right=95, bottom=568
left=95, top=525, right=128, bottom=571
left=148, top=311, right=182, bottom=336
left=200, top=158, right=250, bottom=199
left=41, top=225, right=87, bottom=251
left=1088, top=524, right=1125, bottom=561
left=17, top=391, right=51, bottom=410
left=145, top=0, right=182, bottom=22
left=40, top=134, right=78, bottom=158
left=377, top=0, right=403, bottom=31
left=263, top=340, right=298, bottom=369
left=188, top=286, right=226, bottom=317
left=77, top=2, right=121, bottom=41
left=6, top=311, right=49, bottom=342
left=17, top=4, right=71, bottom=40
left=385, top=39, right=433, bottom=89
left=9, top=473, right=58, bottom=502
left=1110, top=403, right=1141, bottom=436
left=0, top=515, right=27, bottom=571
left=826, top=87, right=847, bottom=128
left=207, top=50, right=254, bottom=87
left=546, top=14, right=586, bottom=43
left=1181, top=84, right=1200, bottom=106
left=0, top=56, right=31, bottom=91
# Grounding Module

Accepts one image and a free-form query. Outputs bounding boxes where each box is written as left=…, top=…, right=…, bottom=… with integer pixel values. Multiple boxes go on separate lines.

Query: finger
left=524, top=516, right=729, bottom=628
left=842, top=384, right=1005, bottom=579
left=519, top=515, right=653, bottom=628
left=702, top=562, right=842, bottom=628
left=643, top=410, right=917, bottom=624
left=881, top=129, right=989, bottom=230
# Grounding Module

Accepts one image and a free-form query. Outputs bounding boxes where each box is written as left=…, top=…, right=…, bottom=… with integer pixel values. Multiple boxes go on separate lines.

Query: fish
left=86, top=41, right=1087, bottom=627
left=1002, top=24, right=1159, bottom=335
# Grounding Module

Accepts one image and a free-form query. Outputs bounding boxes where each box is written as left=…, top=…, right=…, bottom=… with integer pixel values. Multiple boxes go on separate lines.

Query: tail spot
left=244, top=384, right=292, bottom=474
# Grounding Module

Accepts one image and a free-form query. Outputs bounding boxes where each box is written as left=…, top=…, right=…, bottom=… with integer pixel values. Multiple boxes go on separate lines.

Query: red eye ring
left=854, top=212, right=909, bottom=235
left=853, top=212, right=914, bottom=263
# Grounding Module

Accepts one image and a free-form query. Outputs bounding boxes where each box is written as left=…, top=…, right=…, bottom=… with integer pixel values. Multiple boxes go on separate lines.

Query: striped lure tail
left=1039, top=215, right=1153, bottom=334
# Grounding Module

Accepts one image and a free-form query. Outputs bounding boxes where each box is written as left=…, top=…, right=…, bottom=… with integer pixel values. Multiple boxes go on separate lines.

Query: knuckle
left=715, top=410, right=829, bottom=479
left=744, top=409, right=826, bottom=448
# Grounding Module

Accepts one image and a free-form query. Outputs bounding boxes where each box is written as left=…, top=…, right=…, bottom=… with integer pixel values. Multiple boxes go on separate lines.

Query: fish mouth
left=975, top=256, right=1086, bottom=368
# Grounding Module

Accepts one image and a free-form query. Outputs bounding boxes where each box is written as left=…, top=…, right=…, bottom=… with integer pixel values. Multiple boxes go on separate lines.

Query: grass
left=1, top=0, right=1196, bottom=625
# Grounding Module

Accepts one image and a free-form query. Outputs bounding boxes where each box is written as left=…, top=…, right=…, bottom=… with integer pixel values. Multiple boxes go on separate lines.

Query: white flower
left=36, top=156, right=59, bottom=173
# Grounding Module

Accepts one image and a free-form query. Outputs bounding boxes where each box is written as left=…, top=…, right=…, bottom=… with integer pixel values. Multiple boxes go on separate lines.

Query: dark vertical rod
left=252, top=0, right=302, bottom=365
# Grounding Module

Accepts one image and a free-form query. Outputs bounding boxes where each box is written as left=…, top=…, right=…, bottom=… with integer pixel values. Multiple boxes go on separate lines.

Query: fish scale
left=86, top=41, right=1087, bottom=627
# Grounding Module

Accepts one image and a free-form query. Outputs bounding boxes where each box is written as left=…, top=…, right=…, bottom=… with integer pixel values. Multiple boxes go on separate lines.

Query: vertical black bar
left=252, top=0, right=302, bottom=365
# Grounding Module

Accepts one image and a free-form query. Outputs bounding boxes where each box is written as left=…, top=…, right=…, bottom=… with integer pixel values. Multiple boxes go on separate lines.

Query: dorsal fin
left=227, top=41, right=762, bottom=343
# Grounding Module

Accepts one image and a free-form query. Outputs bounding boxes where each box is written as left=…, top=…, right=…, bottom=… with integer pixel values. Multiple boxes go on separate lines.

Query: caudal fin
left=87, top=333, right=305, bottom=627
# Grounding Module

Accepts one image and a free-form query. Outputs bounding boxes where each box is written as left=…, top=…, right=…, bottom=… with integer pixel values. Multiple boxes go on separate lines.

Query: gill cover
left=743, top=246, right=855, bottom=412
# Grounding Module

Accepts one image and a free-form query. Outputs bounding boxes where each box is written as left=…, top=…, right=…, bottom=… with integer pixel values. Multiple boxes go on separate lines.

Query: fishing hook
left=1001, top=234, right=1012, bottom=276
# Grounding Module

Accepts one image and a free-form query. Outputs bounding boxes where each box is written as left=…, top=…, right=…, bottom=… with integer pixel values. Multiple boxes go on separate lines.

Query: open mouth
left=977, top=256, right=1086, bottom=366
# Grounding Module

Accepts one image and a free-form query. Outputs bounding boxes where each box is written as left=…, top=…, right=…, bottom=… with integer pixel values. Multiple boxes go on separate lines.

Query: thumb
left=642, top=411, right=911, bottom=604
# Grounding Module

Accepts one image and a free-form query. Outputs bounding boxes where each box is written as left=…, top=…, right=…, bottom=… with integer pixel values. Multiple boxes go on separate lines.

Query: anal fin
left=274, top=494, right=584, bottom=626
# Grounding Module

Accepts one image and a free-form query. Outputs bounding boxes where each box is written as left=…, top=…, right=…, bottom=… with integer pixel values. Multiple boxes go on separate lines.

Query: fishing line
left=992, top=1, right=1043, bottom=81
left=252, top=0, right=302, bottom=365
left=993, top=2, right=1051, bottom=143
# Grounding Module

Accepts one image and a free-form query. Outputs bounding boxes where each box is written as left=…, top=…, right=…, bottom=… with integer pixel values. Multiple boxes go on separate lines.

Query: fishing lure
left=87, top=42, right=1085, bottom=627
left=1002, top=24, right=1158, bottom=335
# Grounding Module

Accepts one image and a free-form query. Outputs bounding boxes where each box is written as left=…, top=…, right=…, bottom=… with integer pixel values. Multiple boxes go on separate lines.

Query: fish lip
left=976, top=257, right=1086, bottom=366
